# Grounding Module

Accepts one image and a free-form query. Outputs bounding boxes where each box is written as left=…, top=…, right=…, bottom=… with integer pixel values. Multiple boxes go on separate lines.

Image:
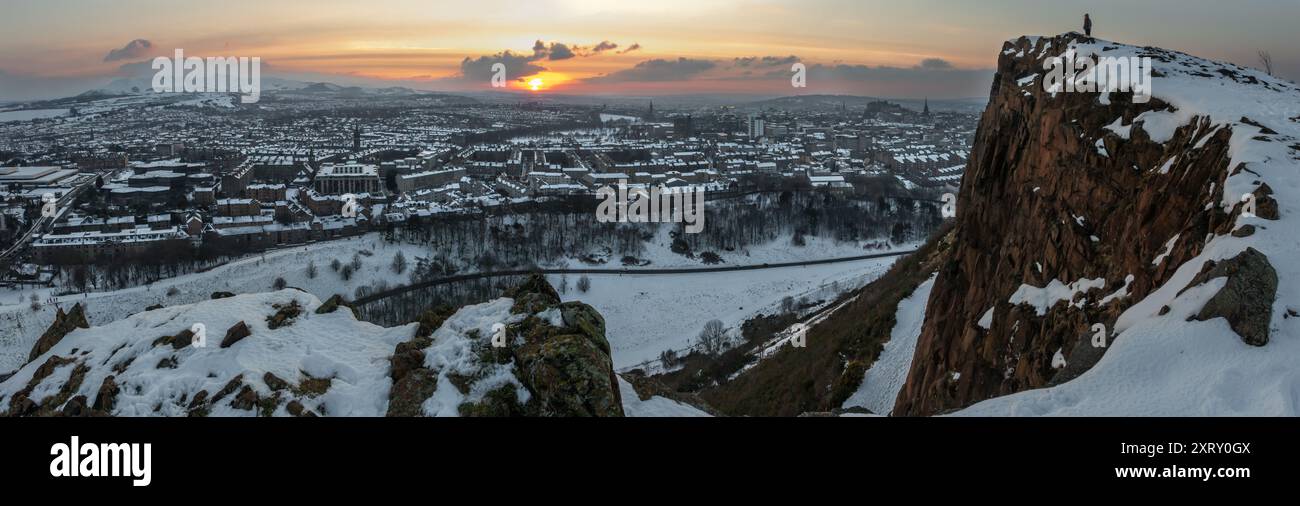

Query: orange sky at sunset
left=1, top=0, right=1294, bottom=100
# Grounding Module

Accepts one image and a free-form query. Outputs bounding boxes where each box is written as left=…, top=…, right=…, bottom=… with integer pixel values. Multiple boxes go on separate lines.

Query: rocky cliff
left=894, top=33, right=1299, bottom=415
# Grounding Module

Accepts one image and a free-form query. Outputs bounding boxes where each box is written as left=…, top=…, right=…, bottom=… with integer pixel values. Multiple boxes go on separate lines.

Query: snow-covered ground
left=554, top=255, right=901, bottom=369
left=556, top=225, right=901, bottom=270
left=953, top=35, right=1300, bottom=416
left=841, top=275, right=935, bottom=415
left=0, top=235, right=432, bottom=372
left=1, top=290, right=416, bottom=417
left=0, top=231, right=908, bottom=374
left=0, top=289, right=713, bottom=417
left=618, top=377, right=711, bottom=417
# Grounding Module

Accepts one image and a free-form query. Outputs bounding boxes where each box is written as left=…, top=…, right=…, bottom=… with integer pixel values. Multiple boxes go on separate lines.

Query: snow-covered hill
left=0, top=277, right=708, bottom=417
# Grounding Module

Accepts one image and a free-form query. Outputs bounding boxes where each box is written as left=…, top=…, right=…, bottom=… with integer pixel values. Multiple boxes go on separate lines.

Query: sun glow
left=528, top=77, right=544, bottom=91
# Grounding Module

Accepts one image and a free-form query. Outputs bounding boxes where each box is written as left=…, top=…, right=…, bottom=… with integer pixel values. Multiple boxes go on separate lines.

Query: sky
left=0, top=0, right=1295, bottom=101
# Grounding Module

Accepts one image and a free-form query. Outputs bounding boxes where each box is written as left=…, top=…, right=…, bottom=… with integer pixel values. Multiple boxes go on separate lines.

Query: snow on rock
left=952, top=33, right=1300, bottom=415
left=0, top=276, right=637, bottom=417
left=419, top=298, right=530, bottom=417
left=841, top=275, right=935, bottom=415
left=1, top=289, right=413, bottom=417
left=1007, top=277, right=1106, bottom=316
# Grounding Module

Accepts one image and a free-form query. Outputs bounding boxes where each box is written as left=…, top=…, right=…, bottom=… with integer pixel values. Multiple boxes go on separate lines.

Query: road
left=350, top=248, right=917, bottom=306
left=0, top=175, right=95, bottom=266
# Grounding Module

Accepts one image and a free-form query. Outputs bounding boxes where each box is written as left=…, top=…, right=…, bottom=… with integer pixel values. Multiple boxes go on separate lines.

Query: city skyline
left=1, top=0, right=1296, bottom=101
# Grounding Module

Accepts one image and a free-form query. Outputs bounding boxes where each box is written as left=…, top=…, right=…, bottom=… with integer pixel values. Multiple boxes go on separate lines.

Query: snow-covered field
left=0, top=288, right=711, bottom=417
left=0, top=108, right=69, bottom=122
left=0, top=231, right=906, bottom=374
left=0, top=235, right=432, bottom=372
left=554, top=255, right=901, bottom=369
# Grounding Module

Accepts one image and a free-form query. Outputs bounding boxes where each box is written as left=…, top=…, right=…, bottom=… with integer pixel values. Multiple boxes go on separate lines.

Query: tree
left=306, top=260, right=318, bottom=279
left=341, top=264, right=354, bottom=281
left=577, top=275, right=591, bottom=293
left=558, top=274, right=569, bottom=294
left=780, top=296, right=796, bottom=314
left=1258, top=50, right=1274, bottom=76
left=391, top=251, right=407, bottom=275
left=696, top=319, right=728, bottom=356
left=330, top=258, right=342, bottom=272
left=273, top=277, right=287, bottom=290
left=659, top=348, right=679, bottom=367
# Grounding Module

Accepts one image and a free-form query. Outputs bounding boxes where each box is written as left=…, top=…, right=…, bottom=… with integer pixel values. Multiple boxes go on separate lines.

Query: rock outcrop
left=1184, top=247, right=1277, bottom=346
left=2, top=276, right=624, bottom=417
left=894, top=33, right=1291, bottom=416
left=27, top=303, right=89, bottom=363
left=390, top=275, right=624, bottom=417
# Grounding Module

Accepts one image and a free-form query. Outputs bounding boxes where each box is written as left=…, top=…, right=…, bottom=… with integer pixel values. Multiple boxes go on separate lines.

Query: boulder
left=220, top=321, right=251, bottom=348
left=1187, top=248, right=1277, bottom=346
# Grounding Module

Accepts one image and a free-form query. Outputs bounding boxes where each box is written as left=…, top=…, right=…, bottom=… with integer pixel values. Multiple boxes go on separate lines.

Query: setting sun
left=528, top=78, right=543, bottom=91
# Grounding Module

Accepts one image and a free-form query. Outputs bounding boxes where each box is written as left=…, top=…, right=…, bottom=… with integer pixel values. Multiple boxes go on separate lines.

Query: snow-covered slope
left=1, top=290, right=412, bottom=416
left=841, top=275, right=935, bottom=415
left=618, top=377, right=710, bottom=417
left=0, top=278, right=705, bottom=417
left=950, top=34, right=1300, bottom=416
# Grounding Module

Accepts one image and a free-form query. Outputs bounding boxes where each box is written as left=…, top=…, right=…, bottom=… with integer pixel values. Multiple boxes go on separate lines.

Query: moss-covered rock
left=458, top=384, right=526, bottom=417
left=266, top=301, right=302, bottom=329
left=314, top=294, right=359, bottom=318
left=1186, top=247, right=1277, bottom=346
left=386, top=275, right=624, bottom=417
left=506, top=273, right=561, bottom=314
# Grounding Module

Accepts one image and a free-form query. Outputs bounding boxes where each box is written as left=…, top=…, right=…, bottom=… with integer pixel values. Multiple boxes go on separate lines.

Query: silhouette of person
left=1084, top=13, right=1093, bottom=37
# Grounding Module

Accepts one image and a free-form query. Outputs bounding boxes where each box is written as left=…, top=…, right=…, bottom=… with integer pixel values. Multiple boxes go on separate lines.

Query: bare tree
left=577, top=275, right=591, bottom=293
left=1258, top=51, right=1274, bottom=76
left=391, top=251, right=407, bottom=274
left=697, top=319, right=728, bottom=356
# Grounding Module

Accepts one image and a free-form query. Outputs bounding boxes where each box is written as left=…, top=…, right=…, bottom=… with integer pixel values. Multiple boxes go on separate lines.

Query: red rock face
left=893, top=34, right=1245, bottom=416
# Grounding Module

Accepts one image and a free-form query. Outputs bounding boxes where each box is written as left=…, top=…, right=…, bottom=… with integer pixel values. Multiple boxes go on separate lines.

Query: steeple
left=922, top=97, right=930, bottom=116
left=647, top=100, right=655, bottom=120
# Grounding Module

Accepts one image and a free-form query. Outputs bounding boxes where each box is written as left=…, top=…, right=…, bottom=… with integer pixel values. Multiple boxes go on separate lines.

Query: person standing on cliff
left=1084, top=13, right=1093, bottom=37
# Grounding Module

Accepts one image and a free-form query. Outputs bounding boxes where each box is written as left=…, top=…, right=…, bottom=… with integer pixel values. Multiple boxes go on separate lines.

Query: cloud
left=619, top=43, right=642, bottom=54
left=458, top=50, right=547, bottom=82
left=918, top=58, right=953, bottom=69
left=453, top=39, right=631, bottom=81
left=586, top=58, right=717, bottom=83
left=733, top=55, right=799, bottom=68
left=104, top=39, right=153, bottom=62
left=547, top=43, right=577, bottom=61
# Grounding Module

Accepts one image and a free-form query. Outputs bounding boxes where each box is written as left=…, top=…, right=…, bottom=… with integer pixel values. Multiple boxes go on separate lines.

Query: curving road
left=350, top=248, right=916, bottom=306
